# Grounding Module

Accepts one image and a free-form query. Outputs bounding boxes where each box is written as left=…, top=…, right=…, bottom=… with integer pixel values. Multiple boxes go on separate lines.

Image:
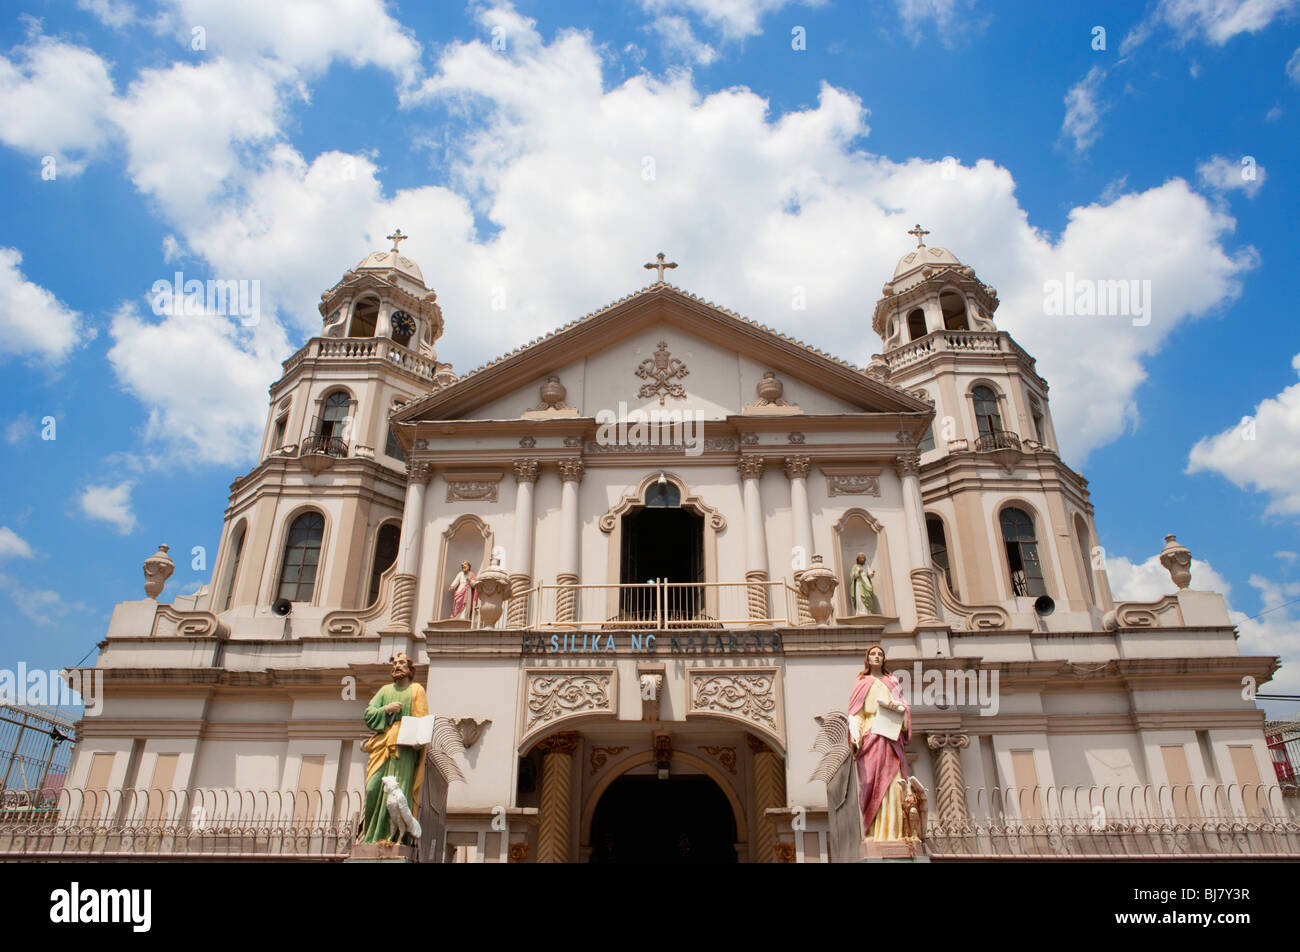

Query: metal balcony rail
left=301, top=433, right=349, bottom=458
left=925, top=783, right=1300, bottom=860
left=0, top=786, right=363, bottom=861
left=973, top=429, right=1021, bottom=453
left=529, top=580, right=799, bottom=630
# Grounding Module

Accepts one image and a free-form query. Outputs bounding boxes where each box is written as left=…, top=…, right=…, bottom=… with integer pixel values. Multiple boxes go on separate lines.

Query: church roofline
left=393, top=282, right=930, bottom=423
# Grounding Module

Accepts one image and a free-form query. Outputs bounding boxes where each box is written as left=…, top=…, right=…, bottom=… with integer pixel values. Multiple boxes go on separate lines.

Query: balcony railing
left=282, top=337, right=440, bottom=383
left=529, top=580, right=799, bottom=630
left=926, top=783, right=1300, bottom=860
left=301, top=433, right=349, bottom=458
left=974, top=429, right=1021, bottom=453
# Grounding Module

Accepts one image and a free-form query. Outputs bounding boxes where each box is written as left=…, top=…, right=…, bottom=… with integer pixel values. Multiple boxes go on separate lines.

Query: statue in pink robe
left=448, top=560, right=478, bottom=621
left=848, top=645, right=911, bottom=839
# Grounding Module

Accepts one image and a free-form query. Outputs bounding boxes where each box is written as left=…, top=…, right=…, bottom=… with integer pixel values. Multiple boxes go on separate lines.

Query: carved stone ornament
left=740, top=432, right=759, bottom=446
left=744, top=371, right=799, bottom=414
left=688, top=670, right=779, bottom=734
left=783, top=456, right=811, bottom=480
left=894, top=453, right=921, bottom=478
left=474, top=556, right=512, bottom=627
left=513, top=459, right=540, bottom=483
left=445, top=472, right=503, bottom=503
left=600, top=472, right=725, bottom=533
left=821, top=466, right=881, bottom=497
left=798, top=554, right=839, bottom=626
left=788, top=432, right=806, bottom=445
left=406, top=460, right=433, bottom=483
left=519, top=436, right=537, bottom=449
left=1159, top=534, right=1192, bottom=590
left=737, top=456, right=765, bottom=481
left=453, top=717, right=491, bottom=749
left=143, top=544, right=175, bottom=599
left=536, top=375, right=569, bottom=410
left=589, top=746, right=629, bottom=775
left=583, top=438, right=736, bottom=455
left=557, top=458, right=585, bottom=483
left=524, top=671, right=613, bottom=735
left=698, top=745, right=737, bottom=774
left=635, top=340, right=689, bottom=405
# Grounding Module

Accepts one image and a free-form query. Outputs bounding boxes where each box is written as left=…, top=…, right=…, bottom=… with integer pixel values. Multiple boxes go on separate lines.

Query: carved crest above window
left=635, top=340, right=689, bottom=405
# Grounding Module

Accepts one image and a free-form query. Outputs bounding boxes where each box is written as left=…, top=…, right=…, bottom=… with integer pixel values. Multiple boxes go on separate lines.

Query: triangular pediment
left=393, top=284, right=929, bottom=424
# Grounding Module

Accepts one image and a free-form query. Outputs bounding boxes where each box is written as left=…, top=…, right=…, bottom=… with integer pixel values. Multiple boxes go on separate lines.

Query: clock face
left=391, top=310, right=415, bottom=339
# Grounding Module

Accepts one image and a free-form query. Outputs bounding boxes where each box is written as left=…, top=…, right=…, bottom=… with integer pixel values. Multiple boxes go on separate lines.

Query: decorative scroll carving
left=774, top=843, right=796, bottom=863
left=635, top=340, right=689, bottom=404
left=698, top=745, right=737, bottom=774
left=322, top=564, right=403, bottom=636
left=557, top=458, right=584, bottom=483
left=445, top=472, right=503, bottom=503
left=513, top=459, right=540, bottom=483
left=788, top=432, right=806, bottom=445
left=821, top=466, right=881, bottom=497
left=524, top=672, right=612, bottom=735
left=582, top=439, right=736, bottom=454
left=808, top=712, right=851, bottom=784
left=1102, top=595, right=1182, bottom=631
left=518, top=436, right=536, bottom=449
left=563, top=436, right=582, bottom=447
left=737, top=456, right=765, bottom=480
left=689, top=671, right=778, bottom=732
left=509, top=842, right=529, bottom=862
left=599, top=472, right=726, bottom=533
left=927, top=566, right=1010, bottom=630
left=783, top=456, right=811, bottom=480
left=589, top=746, right=629, bottom=775
left=151, top=605, right=230, bottom=640
left=739, top=432, right=760, bottom=446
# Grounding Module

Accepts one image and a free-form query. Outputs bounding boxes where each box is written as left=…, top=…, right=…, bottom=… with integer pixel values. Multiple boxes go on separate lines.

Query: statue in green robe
left=359, top=653, right=429, bottom=845
left=849, top=552, right=878, bottom=615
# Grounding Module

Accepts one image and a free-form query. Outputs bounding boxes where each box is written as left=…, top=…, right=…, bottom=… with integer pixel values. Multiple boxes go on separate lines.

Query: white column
left=391, top=460, right=431, bottom=632
left=897, top=452, right=939, bottom=624
left=508, top=459, right=539, bottom=628
left=556, top=458, right=583, bottom=623
left=784, top=456, right=814, bottom=561
left=739, top=457, right=770, bottom=620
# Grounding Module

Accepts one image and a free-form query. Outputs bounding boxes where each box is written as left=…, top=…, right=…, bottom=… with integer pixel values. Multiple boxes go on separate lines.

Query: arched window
left=907, top=308, right=927, bottom=340
left=972, top=386, right=1001, bottom=440
left=644, top=480, right=681, bottom=508
left=940, top=291, right=968, bottom=331
left=277, top=511, right=325, bottom=603
left=350, top=298, right=378, bottom=337
left=1074, top=514, right=1097, bottom=605
left=368, top=523, right=402, bottom=606
left=1000, top=507, right=1046, bottom=597
left=1029, top=398, right=1046, bottom=444
left=926, top=514, right=957, bottom=598
left=221, top=523, right=246, bottom=611
left=312, top=391, right=350, bottom=456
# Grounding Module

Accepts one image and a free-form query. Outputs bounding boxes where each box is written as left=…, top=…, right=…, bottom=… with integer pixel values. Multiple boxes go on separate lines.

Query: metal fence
left=0, top=705, right=75, bottom=796
left=0, top=787, right=363, bottom=861
left=926, top=783, right=1300, bottom=859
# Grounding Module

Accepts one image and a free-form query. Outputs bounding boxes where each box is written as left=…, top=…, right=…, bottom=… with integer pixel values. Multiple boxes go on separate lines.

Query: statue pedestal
left=859, top=839, right=923, bottom=861
left=346, top=842, right=418, bottom=863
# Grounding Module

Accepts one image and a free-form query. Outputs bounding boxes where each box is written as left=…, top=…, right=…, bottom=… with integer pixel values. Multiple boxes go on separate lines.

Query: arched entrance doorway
left=620, top=480, right=704, bottom=623
left=589, top=773, right=738, bottom=863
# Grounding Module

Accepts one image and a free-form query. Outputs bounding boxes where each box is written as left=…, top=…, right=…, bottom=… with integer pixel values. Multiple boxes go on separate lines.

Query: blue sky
left=0, top=0, right=1297, bottom=711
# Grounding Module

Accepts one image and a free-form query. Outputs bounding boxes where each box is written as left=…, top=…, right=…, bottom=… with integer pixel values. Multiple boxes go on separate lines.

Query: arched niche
left=832, top=508, right=896, bottom=619
left=434, top=514, right=494, bottom=624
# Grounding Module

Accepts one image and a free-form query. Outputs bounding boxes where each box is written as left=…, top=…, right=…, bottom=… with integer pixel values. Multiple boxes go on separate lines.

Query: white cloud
left=649, top=15, right=720, bottom=64
left=1061, top=66, right=1106, bottom=153
left=1197, top=154, right=1266, bottom=197
left=1187, top=352, right=1300, bottom=514
left=0, top=34, right=116, bottom=175
left=153, top=0, right=423, bottom=87
left=0, top=573, right=95, bottom=626
left=79, top=481, right=137, bottom=534
left=893, top=0, right=966, bottom=40
left=5, top=416, right=35, bottom=444
left=1108, top=551, right=1299, bottom=716
left=1124, top=0, right=1297, bottom=54
left=1287, top=44, right=1300, bottom=81
left=0, top=246, right=88, bottom=364
left=638, top=0, right=820, bottom=41
left=107, top=303, right=287, bottom=465
left=0, top=527, right=34, bottom=560
left=78, top=0, right=137, bottom=29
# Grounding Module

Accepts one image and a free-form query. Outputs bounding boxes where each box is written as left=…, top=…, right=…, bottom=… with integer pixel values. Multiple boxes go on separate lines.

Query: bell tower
left=205, top=233, right=455, bottom=620
left=868, top=227, right=1113, bottom=628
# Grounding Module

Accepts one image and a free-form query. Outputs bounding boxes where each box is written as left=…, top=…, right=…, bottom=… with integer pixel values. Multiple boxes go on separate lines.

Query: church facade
left=61, top=234, right=1285, bottom=862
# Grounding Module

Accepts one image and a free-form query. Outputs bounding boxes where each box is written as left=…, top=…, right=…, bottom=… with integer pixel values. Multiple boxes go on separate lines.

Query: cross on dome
left=644, top=252, right=678, bottom=284
left=386, top=228, right=409, bottom=253
left=907, top=223, right=930, bottom=248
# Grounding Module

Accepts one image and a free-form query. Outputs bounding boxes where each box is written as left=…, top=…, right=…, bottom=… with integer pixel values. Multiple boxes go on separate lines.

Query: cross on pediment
left=387, top=228, right=409, bottom=253
left=644, top=252, right=678, bottom=284
left=907, top=223, right=930, bottom=248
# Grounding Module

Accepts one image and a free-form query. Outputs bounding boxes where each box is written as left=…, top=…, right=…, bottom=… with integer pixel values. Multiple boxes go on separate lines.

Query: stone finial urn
left=756, top=371, right=783, bottom=403
left=143, top=544, right=175, bottom=599
left=1159, top=534, right=1192, bottom=590
left=474, top=558, right=511, bottom=627
left=540, top=376, right=566, bottom=409
left=799, top=555, right=839, bottom=626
